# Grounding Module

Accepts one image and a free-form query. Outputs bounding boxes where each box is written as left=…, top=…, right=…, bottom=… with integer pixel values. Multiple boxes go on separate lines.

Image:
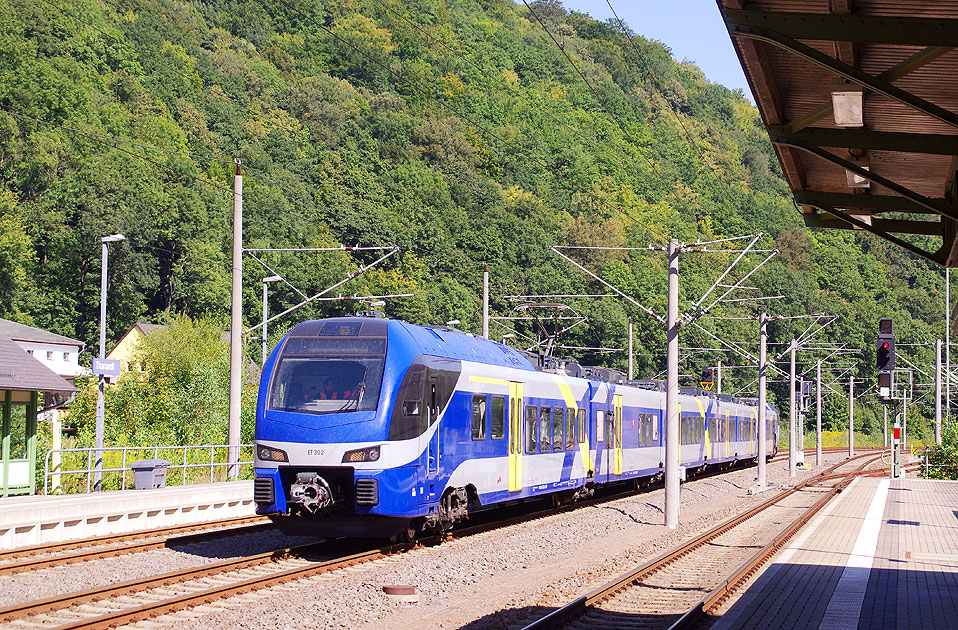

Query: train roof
left=283, top=317, right=537, bottom=372
left=394, top=320, right=537, bottom=371
left=285, top=317, right=778, bottom=412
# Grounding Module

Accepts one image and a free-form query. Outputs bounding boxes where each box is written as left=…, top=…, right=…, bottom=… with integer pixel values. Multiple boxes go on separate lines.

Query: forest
left=0, top=0, right=950, bottom=449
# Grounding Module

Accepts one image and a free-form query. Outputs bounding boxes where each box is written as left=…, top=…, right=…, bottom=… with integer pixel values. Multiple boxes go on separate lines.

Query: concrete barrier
left=0, top=481, right=255, bottom=550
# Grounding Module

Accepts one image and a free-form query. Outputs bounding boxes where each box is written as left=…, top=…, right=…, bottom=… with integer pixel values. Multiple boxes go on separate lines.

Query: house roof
left=0, top=336, right=77, bottom=393
left=134, top=322, right=166, bottom=336
left=0, top=319, right=84, bottom=349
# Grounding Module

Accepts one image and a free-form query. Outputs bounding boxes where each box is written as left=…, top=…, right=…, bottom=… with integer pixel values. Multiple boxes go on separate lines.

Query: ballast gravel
left=123, top=454, right=850, bottom=630
left=0, top=527, right=321, bottom=608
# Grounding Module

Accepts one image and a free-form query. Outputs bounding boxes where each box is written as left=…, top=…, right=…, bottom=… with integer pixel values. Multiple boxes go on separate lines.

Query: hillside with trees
left=0, top=0, right=948, bottom=446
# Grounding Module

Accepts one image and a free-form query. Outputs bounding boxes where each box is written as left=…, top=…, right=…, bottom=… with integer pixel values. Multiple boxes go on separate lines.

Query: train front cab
left=253, top=318, right=431, bottom=538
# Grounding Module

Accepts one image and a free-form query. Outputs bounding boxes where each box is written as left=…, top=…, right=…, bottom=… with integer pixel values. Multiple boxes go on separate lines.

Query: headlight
left=257, top=444, right=288, bottom=462
left=342, top=445, right=380, bottom=463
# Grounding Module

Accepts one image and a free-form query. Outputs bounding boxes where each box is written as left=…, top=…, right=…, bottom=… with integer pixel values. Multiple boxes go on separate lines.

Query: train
left=252, top=316, right=779, bottom=540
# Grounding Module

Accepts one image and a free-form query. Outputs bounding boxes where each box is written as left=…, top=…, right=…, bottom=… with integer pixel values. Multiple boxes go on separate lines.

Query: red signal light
left=882, top=342, right=889, bottom=349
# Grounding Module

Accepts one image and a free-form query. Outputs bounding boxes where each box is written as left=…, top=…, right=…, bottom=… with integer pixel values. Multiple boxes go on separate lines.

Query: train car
left=253, top=316, right=779, bottom=539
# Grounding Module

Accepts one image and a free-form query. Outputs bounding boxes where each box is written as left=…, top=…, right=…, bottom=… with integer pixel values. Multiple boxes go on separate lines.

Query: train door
left=725, top=410, right=730, bottom=459
left=592, top=382, right=609, bottom=481
left=508, top=381, right=523, bottom=492
left=613, top=394, right=623, bottom=476
left=421, top=375, right=440, bottom=503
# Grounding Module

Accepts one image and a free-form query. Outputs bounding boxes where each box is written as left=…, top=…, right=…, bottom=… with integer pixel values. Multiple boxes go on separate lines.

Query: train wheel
left=392, top=519, right=421, bottom=544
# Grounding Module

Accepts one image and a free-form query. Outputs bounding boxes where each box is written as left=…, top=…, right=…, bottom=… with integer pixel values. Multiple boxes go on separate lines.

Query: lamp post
left=261, top=275, right=281, bottom=365
left=95, top=233, right=125, bottom=492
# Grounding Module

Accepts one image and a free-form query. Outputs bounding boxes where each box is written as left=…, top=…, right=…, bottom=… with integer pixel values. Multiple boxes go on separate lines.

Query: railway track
left=520, top=452, right=886, bottom=630
left=0, top=494, right=621, bottom=630
left=0, top=456, right=781, bottom=629
left=0, top=516, right=272, bottom=576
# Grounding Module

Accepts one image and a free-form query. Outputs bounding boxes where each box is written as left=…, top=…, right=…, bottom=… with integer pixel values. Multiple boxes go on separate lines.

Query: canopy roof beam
left=724, top=10, right=958, bottom=47
left=729, top=25, right=958, bottom=130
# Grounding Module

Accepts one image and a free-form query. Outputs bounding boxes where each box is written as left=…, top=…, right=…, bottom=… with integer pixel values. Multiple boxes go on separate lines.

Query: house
left=0, top=319, right=85, bottom=384
left=0, top=335, right=76, bottom=495
left=106, top=322, right=166, bottom=375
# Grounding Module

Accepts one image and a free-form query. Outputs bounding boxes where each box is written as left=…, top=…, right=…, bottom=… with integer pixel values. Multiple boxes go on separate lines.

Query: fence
left=43, top=444, right=254, bottom=494
left=919, top=448, right=958, bottom=480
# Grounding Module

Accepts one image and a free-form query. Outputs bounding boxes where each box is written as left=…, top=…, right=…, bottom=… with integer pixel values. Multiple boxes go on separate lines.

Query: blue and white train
left=253, top=316, right=779, bottom=539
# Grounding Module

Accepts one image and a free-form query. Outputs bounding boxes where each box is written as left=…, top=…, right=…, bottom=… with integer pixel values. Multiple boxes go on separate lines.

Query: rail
left=43, top=444, right=254, bottom=494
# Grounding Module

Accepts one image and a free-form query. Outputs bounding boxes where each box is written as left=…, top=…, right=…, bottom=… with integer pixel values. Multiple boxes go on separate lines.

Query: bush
left=922, top=422, right=958, bottom=480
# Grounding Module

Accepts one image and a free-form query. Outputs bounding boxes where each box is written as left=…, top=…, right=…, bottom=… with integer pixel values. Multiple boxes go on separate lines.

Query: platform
left=0, top=481, right=255, bottom=549
left=713, top=476, right=958, bottom=630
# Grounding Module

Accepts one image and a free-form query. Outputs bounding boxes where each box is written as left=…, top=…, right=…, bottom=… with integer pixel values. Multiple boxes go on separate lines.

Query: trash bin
left=130, top=459, right=170, bottom=489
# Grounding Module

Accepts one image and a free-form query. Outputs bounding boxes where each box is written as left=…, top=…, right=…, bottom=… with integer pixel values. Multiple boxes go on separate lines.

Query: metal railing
left=914, top=448, right=958, bottom=479
left=43, top=444, right=254, bottom=494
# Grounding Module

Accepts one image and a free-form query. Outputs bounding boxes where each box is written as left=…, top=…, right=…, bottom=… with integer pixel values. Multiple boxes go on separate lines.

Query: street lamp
left=262, top=275, right=282, bottom=365
left=95, top=233, right=125, bottom=492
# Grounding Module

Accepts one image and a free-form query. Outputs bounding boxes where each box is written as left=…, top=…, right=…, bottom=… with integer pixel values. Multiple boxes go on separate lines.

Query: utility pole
left=903, top=398, right=908, bottom=449
left=261, top=275, right=281, bottom=365
left=228, top=162, right=243, bottom=481
left=95, top=233, right=125, bottom=492
left=665, top=239, right=680, bottom=529
left=947, top=268, right=951, bottom=422
left=816, top=360, right=822, bottom=466
left=628, top=318, right=633, bottom=381
left=717, top=358, right=722, bottom=395
left=848, top=376, right=854, bottom=458
left=482, top=264, right=489, bottom=339
left=936, top=338, right=943, bottom=445
left=883, top=406, right=888, bottom=448
left=757, top=313, right=767, bottom=489
left=789, top=339, right=797, bottom=478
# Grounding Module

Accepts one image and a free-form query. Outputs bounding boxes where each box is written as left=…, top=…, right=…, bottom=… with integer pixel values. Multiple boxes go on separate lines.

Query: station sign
left=92, top=358, right=121, bottom=376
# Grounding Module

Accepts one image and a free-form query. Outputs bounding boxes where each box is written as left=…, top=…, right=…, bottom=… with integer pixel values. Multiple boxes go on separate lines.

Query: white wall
left=13, top=341, right=87, bottom=378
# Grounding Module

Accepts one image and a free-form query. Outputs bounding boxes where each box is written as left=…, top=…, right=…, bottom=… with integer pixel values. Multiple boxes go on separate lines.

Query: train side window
left=539, top=407, right=551, bottom=453
left=698, top=417, right=703, bottom=442
left=490, top=396, right=505, bottom=440
left=565, top=408, right=575, bottom=450
left=525, top=406, right=538, bottom=454
left=553, top=406, right=564, bottom=452
left=577, top=409, right=586, bottom=443
left=596, top=409, right=605, bottom=442
left=645, top=414, right=651, bottom=447
left=471, top=395, right=486, bottom=440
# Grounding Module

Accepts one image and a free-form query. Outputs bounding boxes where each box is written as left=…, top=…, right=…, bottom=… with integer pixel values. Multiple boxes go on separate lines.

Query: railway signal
left=876, top=318, right=895, bottom=385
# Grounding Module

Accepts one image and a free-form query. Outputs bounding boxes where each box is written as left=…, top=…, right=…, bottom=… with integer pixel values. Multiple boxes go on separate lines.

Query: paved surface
left=713, top=476, right=958, bottom=630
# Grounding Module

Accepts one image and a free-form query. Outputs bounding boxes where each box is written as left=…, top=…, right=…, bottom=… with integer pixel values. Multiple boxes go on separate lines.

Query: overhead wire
left=370, top=0, right=672, bottom=245
left=259, top=0, right=554, bottom=173
left=603, top=0, right=708, bottom=167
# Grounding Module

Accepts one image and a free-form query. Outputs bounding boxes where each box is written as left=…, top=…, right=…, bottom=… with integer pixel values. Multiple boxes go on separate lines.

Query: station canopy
left=717, top=1, right=958, bottom=265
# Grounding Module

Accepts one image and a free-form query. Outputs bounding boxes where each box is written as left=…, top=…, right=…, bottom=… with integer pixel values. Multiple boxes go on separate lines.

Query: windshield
left=268, top=334, right=386, bottom=415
